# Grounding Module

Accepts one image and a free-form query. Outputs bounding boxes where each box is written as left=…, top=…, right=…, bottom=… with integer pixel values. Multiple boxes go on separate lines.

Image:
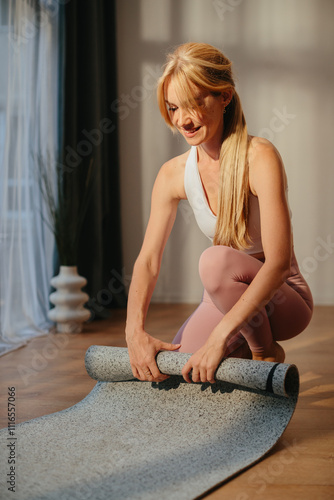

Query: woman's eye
left=168, top=107, right=177, bottom=112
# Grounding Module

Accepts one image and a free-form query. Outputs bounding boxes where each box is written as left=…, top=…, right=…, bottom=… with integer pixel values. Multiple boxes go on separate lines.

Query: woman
left=125, top=42, right=313, bottom=385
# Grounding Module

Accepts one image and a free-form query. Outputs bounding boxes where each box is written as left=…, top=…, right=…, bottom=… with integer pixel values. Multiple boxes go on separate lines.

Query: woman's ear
left=222, top=90, right=233, bottom=107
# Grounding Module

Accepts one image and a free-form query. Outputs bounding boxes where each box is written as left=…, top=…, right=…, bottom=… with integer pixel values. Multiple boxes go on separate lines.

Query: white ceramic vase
left=48, top=266, right=91, bottom=333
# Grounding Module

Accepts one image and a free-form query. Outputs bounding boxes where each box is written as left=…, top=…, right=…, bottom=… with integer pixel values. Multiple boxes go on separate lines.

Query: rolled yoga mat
left=0, top=346, right=299, bottom=500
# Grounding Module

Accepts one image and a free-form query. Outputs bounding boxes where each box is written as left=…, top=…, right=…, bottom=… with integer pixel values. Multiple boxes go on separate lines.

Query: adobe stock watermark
left=61, top=64, right=161, bottom=173
left=299, top=234, right=334, bottom=279
left=212, top=0, right=245, bottom=21
left=259, top=107, right=296, bottom=142
left=234, top=438, right=307, bottom=499
left=17, top=331, right=71, bottom=386
left=178, top=174, right=220, bottom=226
left=178, top=189, right=212, bottom=226
left=9, top=0, right=71, bottom=52
left=87, top=267, right=132, bottom=321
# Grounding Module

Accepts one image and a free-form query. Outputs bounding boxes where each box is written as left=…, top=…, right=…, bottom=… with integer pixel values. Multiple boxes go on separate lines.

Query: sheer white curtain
left=0, top=0, right=60, bottom=355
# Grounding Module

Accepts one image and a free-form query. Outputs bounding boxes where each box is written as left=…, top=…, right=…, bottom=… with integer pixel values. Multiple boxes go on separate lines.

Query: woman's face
left=165, top=78, right=227, bottom=148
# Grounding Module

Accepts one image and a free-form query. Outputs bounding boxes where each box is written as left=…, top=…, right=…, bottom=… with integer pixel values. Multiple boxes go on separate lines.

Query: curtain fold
left=0, top=0, right=60, bottom=355
left=62, top=0, right=127, bottom=317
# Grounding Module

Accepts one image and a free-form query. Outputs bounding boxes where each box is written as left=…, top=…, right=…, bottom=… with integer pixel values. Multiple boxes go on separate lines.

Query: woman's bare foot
left=251, top=341, right=285, bottom=363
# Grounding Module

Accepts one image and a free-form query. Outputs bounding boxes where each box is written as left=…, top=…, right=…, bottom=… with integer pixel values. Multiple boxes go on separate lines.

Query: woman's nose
left=177, top=108, right=192, bottom=127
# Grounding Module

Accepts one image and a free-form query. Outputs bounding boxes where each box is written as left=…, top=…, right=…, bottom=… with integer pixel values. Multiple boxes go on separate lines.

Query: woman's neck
left=198, top=141, right=222, bottom=163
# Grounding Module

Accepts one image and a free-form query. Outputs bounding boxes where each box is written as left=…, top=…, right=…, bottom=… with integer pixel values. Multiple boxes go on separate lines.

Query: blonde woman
left=125, top=42, right=313, bottom=384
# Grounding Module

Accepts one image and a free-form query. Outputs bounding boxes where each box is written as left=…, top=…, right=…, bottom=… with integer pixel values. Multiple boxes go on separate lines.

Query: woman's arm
left=182, top=139, right=292, bottom=383
left=125, top=158, right=185, bottom=382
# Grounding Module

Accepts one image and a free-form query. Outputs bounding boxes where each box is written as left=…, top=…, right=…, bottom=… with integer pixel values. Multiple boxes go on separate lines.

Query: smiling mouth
left=182, top=126, right=201, bottom=135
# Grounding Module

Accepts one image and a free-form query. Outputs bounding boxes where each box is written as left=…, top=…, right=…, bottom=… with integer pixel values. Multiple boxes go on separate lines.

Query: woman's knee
left=199, top=245, right=237, bottom=295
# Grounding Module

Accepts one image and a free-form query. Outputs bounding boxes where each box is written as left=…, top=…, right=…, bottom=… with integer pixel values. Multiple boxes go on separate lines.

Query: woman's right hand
left=126, top=329, right=181, bottom=382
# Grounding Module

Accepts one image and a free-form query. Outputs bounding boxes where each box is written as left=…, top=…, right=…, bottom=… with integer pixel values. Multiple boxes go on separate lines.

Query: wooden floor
left=0, top=304, right=333, bottom=499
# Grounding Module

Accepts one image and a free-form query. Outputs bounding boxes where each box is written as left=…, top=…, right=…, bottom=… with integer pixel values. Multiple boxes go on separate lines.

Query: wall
left=116, top=0, right=334, bottom=305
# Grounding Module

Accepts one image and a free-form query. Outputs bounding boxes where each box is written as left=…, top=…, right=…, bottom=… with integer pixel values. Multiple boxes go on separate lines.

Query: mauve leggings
left=172, top=246, right=313, bottom=357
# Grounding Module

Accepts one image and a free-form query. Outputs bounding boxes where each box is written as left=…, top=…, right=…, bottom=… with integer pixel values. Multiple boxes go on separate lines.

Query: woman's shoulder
left=156, top=149, right=190, bottom=200
left=248, top=136, right=282, bottom=160
left=161, top=149, right=190, bottom=173
left=247, top=136, right=287, bottom=194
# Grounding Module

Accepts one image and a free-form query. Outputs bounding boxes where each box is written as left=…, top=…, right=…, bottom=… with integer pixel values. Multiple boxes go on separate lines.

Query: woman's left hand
left=181, top=329, right=228, bottom=384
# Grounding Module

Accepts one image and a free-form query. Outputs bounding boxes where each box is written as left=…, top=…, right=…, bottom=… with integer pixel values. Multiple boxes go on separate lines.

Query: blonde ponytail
left=214, top=92, right=250, bottom=249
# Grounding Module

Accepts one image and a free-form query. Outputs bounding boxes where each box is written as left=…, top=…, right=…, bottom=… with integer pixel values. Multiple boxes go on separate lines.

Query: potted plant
left=38, top=154, right=94, bottom=333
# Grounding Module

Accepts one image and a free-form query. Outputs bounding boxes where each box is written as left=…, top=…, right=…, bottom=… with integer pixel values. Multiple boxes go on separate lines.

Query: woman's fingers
left=206, top=367, right=216, bottom=384
left=181, top=352, right=220, bottom=384
left=181, top=335, right=227, bottom=384
left=132, top=344, right=175, bottom=382
left=134, top=362, right=156, bottom=382
left=148, top=362, right=170, bottom=382
left=181, top=360, right=193, bottom=383
left=138, top=340, right=181, bottom=382
left=200, top=365, right=209, bottom=384
left=130, top=365, right=140, bottom=380
left=127, top=332, right=168, bottom=382
left=159, top=341, right=181, bottom=352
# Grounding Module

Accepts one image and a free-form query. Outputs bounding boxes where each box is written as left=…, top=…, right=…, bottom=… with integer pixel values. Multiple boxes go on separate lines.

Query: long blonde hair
left=157, top=42, right=250, bottom=250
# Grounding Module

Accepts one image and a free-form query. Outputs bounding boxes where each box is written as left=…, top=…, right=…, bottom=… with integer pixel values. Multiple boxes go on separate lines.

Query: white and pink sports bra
left=184, top=146, right=277, bottom=255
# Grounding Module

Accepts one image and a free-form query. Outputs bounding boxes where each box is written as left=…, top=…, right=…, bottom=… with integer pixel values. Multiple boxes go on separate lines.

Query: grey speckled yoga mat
left=0, top=346, right=299, bottom=500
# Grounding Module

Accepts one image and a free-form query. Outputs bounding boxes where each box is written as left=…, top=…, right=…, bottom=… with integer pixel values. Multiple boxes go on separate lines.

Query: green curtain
left=61, top=0, right=127, bottom=318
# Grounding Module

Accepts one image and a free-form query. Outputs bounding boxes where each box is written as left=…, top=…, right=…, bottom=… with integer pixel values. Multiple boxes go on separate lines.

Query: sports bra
left=184, top=146, right=288, bottom=255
